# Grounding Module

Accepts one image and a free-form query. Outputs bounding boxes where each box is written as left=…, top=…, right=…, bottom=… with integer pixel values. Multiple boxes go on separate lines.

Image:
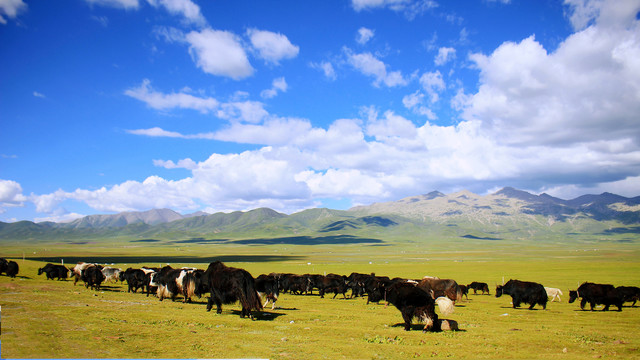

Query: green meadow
left=1, top=238, right=639, bottom=359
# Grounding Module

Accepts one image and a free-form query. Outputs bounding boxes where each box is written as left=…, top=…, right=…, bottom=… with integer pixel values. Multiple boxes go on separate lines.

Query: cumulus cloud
left=357, top=27, right=375, bottom=44
left=185, top=28, right=254, bottom=80
left=0, top=179, right=27, bottom=212
left=462, top=3, right=640, bottom=147
left=247, top=28, right=299, bottom=65
left=345, top=49, right=409, bottom=87
left=0, top=0, right=27, bottom=24
left=25, top=0, right=640, bottom=218
left=124, top=79, right=219, bottom=113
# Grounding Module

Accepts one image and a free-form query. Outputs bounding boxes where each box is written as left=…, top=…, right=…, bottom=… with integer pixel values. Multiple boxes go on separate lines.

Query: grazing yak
left=101, top=267, right=122, bottom=283
left=418, top=277, right=463, bottom=303
left=1, top=258, right=19, bottom=278
left=569, top=282, right=623, bottom=311
left=255, top=274, right=280, bottom=309
left=2, top=260, right=19, bottom=278
left=467, top=282, right=490, bottom=295
left=459, top=285, right=469, bottom=300
left=318, top=274, right=349, bottom=299
left=496, top=279, right=547, bottom=310
left=38, top=263, right=69, bottom=280
left=199, top=261, right=262, bottom=319
left=617, top=286, right=640, bottom=307
left=71, top=262, right=95, bottom=285
left=384, top=282, right=454, bottom=332
left=80, top=264, right=105, bottom=290
left=119, top=268, right=150, bottom=294
left=150, top=266, right=197, bottom=303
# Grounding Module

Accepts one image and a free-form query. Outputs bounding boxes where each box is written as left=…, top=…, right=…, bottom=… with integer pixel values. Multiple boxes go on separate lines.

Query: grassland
left=1, top=238, right=639, bottom=359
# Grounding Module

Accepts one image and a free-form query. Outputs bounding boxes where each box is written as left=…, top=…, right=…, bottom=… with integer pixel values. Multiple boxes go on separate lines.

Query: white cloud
left=310, top=61, right=337, bottom=80
left=462, top=5, right=640, bottom=147
left=211, top=117, right=314, bottom=146
left=345, top=49, right=409, bottom=87
left=350, top=0, right=438, bottom=20
left=563, top=0, right=640, bottom=31
left=33, top=91, right=46, bottom=98
left=147, top=0, right=206, bottom=26
left=261, top=77, right=288, bottom=99
left=434, top=46, right=456, bottom=65
left=24, top=0, right=640, bottom=219
left=247, top=28, right=299, bottom=65
left=127, top=127, right=186, bottom=138
left=185, top=28, right=254, bottom=80
left=0, top=179, right=26, bottom=212
left=403, top=91, right=437, bottom=119
left=0, top=0, right=27, bottom=24
left=124, top=79, right=219, bottom=113
left=217, top=100, right=269, bottom=124
left=419, top=70, right=445, bottom=103
left=357, top=27, right=375, bottom=44
left=126, top=127, right=216, bottom=140
left=542, top=175, right=640, bottom=199
left=84, top=0, right=139, bottom=10
left=153, top=158, right=198, bottom=170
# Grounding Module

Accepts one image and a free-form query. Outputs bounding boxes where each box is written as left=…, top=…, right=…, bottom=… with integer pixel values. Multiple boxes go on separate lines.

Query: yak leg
left=401, top=308, right=414, bottom=331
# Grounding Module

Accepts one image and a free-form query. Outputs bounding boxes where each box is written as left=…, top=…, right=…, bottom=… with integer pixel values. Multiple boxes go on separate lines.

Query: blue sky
left=1, top=0, right=640, bottom=222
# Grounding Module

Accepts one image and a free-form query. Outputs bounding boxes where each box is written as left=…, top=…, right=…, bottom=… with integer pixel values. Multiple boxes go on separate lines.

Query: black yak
left=200, top=261, right=262, bottom=319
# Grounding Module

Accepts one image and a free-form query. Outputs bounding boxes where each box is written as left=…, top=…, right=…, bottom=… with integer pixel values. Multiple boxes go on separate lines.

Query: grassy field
left=1, top=239, right=639, bottom=359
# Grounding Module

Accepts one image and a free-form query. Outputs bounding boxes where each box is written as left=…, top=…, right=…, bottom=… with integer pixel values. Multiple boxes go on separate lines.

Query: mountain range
left=1, top=187, right=639, bottom=242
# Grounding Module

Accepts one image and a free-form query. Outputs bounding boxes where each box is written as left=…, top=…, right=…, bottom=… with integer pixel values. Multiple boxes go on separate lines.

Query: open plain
left=1, top=238, right=639, bottom=359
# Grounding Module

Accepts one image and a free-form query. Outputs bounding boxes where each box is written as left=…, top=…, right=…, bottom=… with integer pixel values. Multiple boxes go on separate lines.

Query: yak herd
left=3, top=258, right=637, bottom=333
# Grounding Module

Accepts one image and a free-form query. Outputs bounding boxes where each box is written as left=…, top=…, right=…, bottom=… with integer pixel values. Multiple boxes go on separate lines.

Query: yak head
left=495, top=285, right=504, bottom=298
left=568, top=290, right=579, bottom=303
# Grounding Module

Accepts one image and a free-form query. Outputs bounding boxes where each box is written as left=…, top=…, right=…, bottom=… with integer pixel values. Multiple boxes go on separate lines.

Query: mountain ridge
left=1, top=187, right=639, bottom=242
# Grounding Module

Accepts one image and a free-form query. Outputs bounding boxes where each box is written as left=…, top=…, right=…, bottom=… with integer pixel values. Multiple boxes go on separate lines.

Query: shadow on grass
left=166, top=235, right=385, bottom=246
left=228, top=310, right=287, bottom=321
left=27, top=254, right=305, bottom=264
left=390, top=323, right=466, bottom=332
left=94, top=285, right=122, bottom=292
left=232, top=235, right=384, bottom=245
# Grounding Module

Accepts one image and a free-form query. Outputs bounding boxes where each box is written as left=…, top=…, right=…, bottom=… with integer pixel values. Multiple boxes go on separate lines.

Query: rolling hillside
left=1, top=187, right=639, bottom=242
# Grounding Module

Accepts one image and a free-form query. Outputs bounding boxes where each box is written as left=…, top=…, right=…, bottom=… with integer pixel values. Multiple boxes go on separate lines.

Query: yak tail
left=435, top=297, right=455, bottom=316
left=455, top=286, right=463, bottom=303
left=241, top=276, right=263, bottom=311
left=183, top=272, right=196, bottom=300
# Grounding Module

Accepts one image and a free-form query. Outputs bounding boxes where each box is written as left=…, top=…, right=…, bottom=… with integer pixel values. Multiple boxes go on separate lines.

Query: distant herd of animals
left=2, top=257, right=640, bottom=333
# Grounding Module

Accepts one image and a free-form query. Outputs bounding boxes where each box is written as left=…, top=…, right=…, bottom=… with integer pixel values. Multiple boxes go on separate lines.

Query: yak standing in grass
left=569, top=282, right=623, bottom=311
left=419, top=277, right=463, bottom=303
left=384, top=282, right=455, bottom=332
left=81, top=264, right=105, bottom=290
left=617, top=286, right=640, bottom=307
left=200, top=261, right=263, bottom=319
left=38, top=263, right=69, bottom=280
left=496, top=279, right=547, bottom=310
